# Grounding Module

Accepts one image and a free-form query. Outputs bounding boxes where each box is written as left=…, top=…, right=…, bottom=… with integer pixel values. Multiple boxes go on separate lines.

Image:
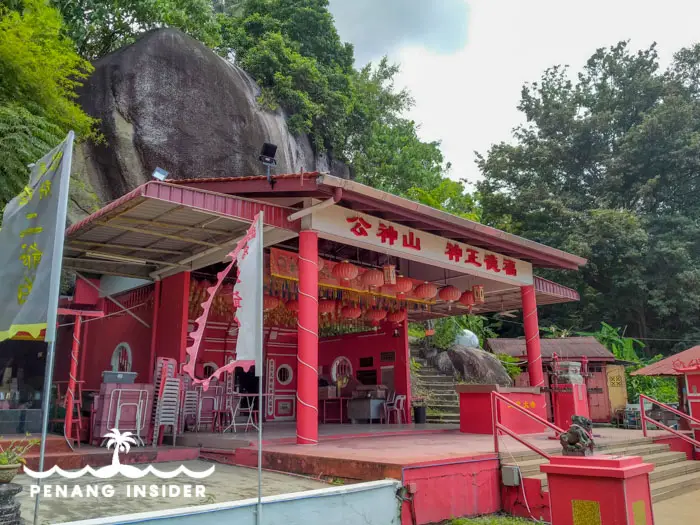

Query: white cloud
left=342, top=0, right=700, bottom=185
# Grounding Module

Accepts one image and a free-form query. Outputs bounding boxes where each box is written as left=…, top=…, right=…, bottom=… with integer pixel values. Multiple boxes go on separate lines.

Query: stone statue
left=559, top=415, right=595, bottom=456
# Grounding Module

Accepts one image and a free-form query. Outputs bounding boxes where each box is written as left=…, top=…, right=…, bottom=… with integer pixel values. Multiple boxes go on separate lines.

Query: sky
left=328, top=0, right=700, bottom=186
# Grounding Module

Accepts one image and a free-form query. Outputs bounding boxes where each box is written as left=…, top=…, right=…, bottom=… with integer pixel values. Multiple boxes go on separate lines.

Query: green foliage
left=0, top=436, right=39, bottom=465
left=410, top=357, right=422, bottom=373
left=432, top=318, right=461, bottom=350
left=626, top=356, right=678, bottom=404
left=220, top=0, right=450, bottom=193
left=578, top=322, right=644, bottom=362
left=53, top=0, right=221, bottom=59
left=495, top=354, right=522, bottom=380
left=420, top=315, right=501, bottom=351
left=0, top=0, right=95, bottom=208
left=407, top=178, right=481, bottom=222
left=478, top=41, right=700, bottom=356
left=449, top=515, right=534, bottom=525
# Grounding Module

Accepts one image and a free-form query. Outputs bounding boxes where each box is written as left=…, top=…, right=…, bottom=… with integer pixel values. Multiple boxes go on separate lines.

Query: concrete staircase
left=411, top=345, right=460, bottom=424
left=502, top=438, right=700, bottom=503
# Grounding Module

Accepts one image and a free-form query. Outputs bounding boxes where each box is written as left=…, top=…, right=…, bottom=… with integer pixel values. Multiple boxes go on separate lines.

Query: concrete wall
left=58, top=480, right=401, bottom=525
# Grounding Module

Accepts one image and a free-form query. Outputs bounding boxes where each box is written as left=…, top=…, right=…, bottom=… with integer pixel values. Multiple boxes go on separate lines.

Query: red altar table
left=456, top=384, right=546, bottom=434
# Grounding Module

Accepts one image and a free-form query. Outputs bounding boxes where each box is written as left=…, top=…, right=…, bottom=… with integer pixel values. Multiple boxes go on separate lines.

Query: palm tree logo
left=103, top=428, right=138, bottom=468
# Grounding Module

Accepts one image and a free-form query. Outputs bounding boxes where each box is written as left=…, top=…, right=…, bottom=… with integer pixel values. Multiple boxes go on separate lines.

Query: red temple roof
left=487, top=337, right=615, bottom=362
left=172, top=173, right=588, bottom=271
left=631, top=346, right=700, bottom=377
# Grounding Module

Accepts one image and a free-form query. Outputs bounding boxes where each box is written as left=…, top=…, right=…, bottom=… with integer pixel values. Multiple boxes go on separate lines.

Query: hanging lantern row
left=438, top=285, right=461, bottom=303
left=341, top=304, right=362, bottom=320
left=263, top=294, right=281, bottom=312
left=394, top=275, right=414, bottom=294
left=360, top=268, right=384, bottom=289
left=414, top=281, right=438, bottom=300
left=332, top=260, right=359, bottom=282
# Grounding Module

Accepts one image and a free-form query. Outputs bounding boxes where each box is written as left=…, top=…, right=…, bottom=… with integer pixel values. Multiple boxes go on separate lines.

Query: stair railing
left=639, top=394, right=700, bottom=448
left=491, top=391, right=566, bottom=460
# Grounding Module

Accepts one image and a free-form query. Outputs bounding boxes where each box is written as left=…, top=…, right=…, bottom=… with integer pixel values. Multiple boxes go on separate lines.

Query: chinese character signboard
left=310, top=207, right=534, bottom=286
left=0, top=133, right=74, bottom=343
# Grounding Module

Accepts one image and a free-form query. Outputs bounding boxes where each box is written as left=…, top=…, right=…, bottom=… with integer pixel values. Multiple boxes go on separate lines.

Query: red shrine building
left=2, top=173, right=586, bottom=445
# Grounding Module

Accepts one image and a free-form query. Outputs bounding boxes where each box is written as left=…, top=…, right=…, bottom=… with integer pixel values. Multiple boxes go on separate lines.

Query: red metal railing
left=640, top=394, right=700, bottom=448
left=491, top=391, right=566, bottom=460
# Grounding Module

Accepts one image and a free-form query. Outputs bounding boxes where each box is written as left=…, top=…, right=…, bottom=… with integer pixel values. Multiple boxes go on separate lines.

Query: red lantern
left=264, top=295, right=281, bottom=311
left=361, top=269, right=384, bottom=288
left=414, top=282, right=438, bottom=300
left=319, top=299, right=337, bottom=315
left=394, top=275, right=414, bottom=295
left=332, top=261, right=359, bottom=282
left=438, top=285, right=461, bottom=303
left=365, top=308, right=387, bottom=326
left=285, top=299, right=299, bottom=312
left=472, top=285, right=485, bottom=304
left=381, top=284, right=396, bottom=295
left=459, top=290, right=475, bottom=308
left=341, top=304, right=362, bottom=320
left=387, top=309, right=407, bottom=324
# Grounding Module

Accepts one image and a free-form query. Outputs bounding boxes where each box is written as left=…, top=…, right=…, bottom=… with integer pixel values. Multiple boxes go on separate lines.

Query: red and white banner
left=183, top=212, right=263, bottom=388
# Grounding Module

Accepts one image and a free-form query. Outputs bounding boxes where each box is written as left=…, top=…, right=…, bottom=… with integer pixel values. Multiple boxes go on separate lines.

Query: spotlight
left=258, top=143, right=277, bottom=187
left=152, top=167, right=168, bottom=181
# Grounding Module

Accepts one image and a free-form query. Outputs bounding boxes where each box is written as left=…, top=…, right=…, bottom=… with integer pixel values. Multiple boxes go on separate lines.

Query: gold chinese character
left=17, top=276, right=34, bottom=305
left=515, top=400, right=522, bottom=406
left=39, top=180, right=51, bottom=200
left=20, top=227, right=43, bottom=238
left=530, top=401, right=537, bottom=409
left=18, top=186, right=33, bottom=207
left=20, top=242, right=42, bottom=270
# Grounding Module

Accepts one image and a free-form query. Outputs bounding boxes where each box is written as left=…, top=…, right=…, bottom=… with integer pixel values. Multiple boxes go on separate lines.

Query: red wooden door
left=587, top=367, right=610, bottom=422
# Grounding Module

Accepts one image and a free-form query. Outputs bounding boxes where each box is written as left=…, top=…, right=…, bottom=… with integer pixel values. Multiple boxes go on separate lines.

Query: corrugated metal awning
left=64, top=182, right=299, bottom=279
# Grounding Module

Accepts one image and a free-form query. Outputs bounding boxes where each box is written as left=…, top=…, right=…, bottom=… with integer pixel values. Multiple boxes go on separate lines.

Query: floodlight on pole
left=258, top=143, right=277, bottom=187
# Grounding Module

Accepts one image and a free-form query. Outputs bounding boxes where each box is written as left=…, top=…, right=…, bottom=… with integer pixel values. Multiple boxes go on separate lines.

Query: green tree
left=478, top=41, right=700, bottom=356
left=0, top=0, right=95, bottom=208
left=407, top=178, right=481, bottom=221
left=53, top=0, right=221, bottom=59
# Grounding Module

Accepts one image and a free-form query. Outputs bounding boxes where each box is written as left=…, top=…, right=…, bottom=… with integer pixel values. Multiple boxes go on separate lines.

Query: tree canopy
left=478, top=41, right=700, bottom=355
left=0, top=0, right=95, bottom=209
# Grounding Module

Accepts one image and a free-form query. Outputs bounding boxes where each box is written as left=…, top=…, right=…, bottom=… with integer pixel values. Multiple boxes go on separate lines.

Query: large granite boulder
left=423, top=344, right=513, bottom=387
left=72, top=28, right=347, bottom=216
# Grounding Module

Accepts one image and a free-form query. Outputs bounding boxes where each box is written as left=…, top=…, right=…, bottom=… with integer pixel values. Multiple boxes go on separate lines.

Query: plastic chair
left=386, top=395, right=406, bottom=424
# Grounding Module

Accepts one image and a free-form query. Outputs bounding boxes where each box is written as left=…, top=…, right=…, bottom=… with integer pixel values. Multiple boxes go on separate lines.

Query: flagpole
left=33, top=131, right=74, bottom=525
left=256, top=211, right=264, bottom=525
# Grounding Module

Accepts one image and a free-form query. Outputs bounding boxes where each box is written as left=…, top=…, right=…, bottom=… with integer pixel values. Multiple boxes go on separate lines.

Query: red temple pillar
left=297, top=230, right=319, bottom=444
left=521, top=285, right=545, bottom=388
left=64, top=315, right=82, bottom=444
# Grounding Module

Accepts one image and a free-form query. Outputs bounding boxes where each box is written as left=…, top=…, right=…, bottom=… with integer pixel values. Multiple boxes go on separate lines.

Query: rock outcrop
left=422, top=344, right=513, bottom=387
left=72, top=28, right=347, bottom=216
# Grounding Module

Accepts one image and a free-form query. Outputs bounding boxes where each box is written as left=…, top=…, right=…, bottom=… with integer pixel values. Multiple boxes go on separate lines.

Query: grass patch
left=448, top=516, right=536, bottom=525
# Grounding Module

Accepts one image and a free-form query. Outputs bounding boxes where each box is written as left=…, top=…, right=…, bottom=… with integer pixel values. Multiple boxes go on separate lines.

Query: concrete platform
left=15, top=460, right=329, bottom=525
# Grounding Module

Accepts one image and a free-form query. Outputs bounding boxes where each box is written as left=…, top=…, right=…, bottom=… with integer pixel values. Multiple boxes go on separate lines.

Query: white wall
left=59, top=480, right=401, bottom=525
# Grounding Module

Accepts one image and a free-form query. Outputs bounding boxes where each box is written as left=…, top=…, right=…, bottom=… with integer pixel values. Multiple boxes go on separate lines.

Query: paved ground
left=256, top=427, right=668, bottom=464
left=15, top=460, right=329, bottom=524
left=654, top=490, right=700, bottom=525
